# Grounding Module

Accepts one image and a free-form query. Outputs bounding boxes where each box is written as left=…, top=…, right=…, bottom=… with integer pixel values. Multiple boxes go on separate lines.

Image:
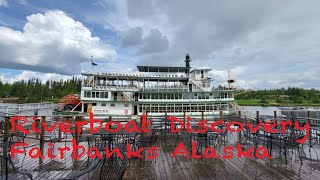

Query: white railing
left=122, top=92, right=133, bottom=101
left=93, top=85, right=139, bottom=91
left=189, top=79, right=205, bottom=92
left=143, top=85, right=188, bottom=92
left=0, top=102, right=54, bottom=114
left=229, top=102, right=241, bottom=111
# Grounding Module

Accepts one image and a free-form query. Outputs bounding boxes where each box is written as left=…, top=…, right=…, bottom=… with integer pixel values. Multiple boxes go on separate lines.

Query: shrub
left=292, top=96, right=304, bottom=104
left=275, top=98, right=283, bottom=103
left=260, top=98, right=268, bottom=104
left=312, top=98, right=320, bottom=104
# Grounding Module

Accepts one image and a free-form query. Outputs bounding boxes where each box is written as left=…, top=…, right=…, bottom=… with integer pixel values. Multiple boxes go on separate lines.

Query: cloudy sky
left=0, top=0, right=319, bottom=89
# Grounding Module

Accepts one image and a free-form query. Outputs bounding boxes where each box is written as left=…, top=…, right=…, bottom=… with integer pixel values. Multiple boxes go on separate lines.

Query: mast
left=228, top=70, right=230, bottom=89
left=185, top=54, right=191, bottom=75
left=227, top=69, right=235, bottom=89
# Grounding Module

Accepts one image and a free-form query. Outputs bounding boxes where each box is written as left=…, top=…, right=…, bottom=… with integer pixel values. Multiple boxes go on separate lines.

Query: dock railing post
left=39, top=116, right=45, bottom=164
left=238, top=111, right=242, bottom=141
left=74, top=116, right=79, bottom=144
left=79, top=116, right=83, bottom=137
left=163, top=111, right=166, bottom=129
left=144, top=112, right=148, bottom=137
left=183, top=111, right=186, bottom=130
left=140, top=115, right=143, bottom=132
left=57, top=117, right=62, bottom=139
left=3, top=116, right=10, bottom=156
left=308, top=111, right=312, bottom=147
left=36, top=117, right=40, bottom=140
left=3, top=117, right=10, bottom=179
left=290, top=111, right=295, bottom=134
left=291, top=111, right=294, bottom=124
left=201, top=111, right=204, bottom=121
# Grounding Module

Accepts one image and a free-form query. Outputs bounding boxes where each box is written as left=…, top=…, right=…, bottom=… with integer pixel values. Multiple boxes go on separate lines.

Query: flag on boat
left=91, top=59, right=98, bottom=66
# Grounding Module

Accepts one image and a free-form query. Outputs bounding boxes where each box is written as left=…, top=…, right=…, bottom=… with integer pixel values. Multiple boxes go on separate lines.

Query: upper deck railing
left=88, top=85, right=236, bottom=93
left=82, top=70, right=188, bottom=78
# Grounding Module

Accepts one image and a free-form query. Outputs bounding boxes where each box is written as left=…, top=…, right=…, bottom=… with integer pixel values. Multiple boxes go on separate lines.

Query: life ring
left=121, top=96, right=126, bottom=101
left=124, top=110, right=128, bottom=114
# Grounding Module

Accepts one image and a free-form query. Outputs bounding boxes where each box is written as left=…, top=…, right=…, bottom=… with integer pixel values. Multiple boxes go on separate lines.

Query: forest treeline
left=0, top=77, right=81, bottom=102
left=236, top=87, right=320, bottom=104
left=0, top=78, right=319, bottom=104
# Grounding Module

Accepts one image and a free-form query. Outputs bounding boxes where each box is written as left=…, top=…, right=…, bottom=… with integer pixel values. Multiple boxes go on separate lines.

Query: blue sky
left=0, top=0, right=320, bottom=89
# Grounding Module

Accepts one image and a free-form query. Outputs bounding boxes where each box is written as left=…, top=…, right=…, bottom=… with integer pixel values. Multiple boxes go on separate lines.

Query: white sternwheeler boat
left=80, top=54, right=238, bottom=120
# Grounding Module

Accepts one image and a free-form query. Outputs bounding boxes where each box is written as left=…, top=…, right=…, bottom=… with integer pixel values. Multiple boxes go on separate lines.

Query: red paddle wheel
left=59, top=94, right=82, bottom=111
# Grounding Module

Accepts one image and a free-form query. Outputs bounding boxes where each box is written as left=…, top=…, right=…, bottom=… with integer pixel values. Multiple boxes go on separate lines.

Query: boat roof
left=190, top=68, right=212, bottom=72
left=137, top=66, right=189, bottom=73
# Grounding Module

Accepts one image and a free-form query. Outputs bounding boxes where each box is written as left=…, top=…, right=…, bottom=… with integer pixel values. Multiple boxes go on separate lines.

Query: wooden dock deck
left=1, top=132, right=320, bottom=180
left=1, top=111, right=320, bottom=180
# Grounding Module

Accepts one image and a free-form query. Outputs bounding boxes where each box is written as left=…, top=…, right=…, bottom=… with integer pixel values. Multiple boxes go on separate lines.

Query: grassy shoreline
left=236, top=99, right=320, bottom=107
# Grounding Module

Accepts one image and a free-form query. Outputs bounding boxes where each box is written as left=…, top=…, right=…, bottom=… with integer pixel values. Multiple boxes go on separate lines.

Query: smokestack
left=185, top=54, right=191, bottom=74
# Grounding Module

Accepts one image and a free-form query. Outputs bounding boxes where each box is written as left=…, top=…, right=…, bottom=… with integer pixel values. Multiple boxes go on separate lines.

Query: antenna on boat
left=91, top=56, right=93, bottom=70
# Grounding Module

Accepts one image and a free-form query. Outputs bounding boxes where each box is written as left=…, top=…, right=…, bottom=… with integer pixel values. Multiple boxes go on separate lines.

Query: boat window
left=96, top=92, right=100, bottom=98
left=101, top=103, right=106, bottom=106
left=152, top=94, right=155, bottom=99
left=92, top=103, right=97, bottom=106
left=84, top=91, right=91, bottom=98
left=102, top=92, right=108, bottom=98
left=110, top=103, right=115, bottom=107
left=124, top=104, right=129, bottom=107
left=92, top=92, right=96, bottom=98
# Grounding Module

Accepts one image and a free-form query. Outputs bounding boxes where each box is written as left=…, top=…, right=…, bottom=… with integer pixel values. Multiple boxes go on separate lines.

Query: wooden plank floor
left=122, top=133, right=320, bottom=180
left=2, top=132, right=320, bottom=179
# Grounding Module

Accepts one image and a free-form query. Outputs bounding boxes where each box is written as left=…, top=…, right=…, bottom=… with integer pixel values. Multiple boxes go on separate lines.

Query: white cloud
left=90, top=0, right=320, bottom=89
left=2, top=1, right=320, bottom=89
left=120, top=27, right=169, bottom=54
left=0, top=10, right=117, bottom=75
left=0, top=0, right=8, bottom=7
left=0, top=70, right=79, bottom=84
